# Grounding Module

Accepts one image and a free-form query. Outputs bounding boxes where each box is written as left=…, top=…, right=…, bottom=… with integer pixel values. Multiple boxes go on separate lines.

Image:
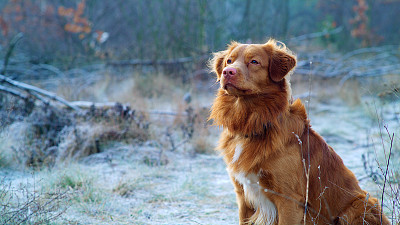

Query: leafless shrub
left=0, top=176, right=69, bottom=224
left=362, top=115, right=400, bottom=223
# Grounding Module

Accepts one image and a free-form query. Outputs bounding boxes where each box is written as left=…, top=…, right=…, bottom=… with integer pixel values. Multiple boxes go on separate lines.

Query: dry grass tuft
left=339, top=79, right=362, bottom=105
left=47, top=166, right=104, bottom=204
left=112, top=177, right=145, bottom=198
left=192, top=135, right=214, bottom=154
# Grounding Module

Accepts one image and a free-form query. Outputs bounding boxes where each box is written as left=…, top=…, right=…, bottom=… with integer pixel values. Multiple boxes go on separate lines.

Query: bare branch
left=287, top=26, right=343, bottom=43
left=0, top=74, right=80, bottom=110
left=0, top=85, right=28, bottom=100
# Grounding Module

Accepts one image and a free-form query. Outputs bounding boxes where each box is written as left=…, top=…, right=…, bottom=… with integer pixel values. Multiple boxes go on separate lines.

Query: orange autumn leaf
left=76, top=0, right=86, bottom=17
left=73, top=16, right=89, bottom=26
left=83, top=25, right=91, bottom=33
left=58, top=6, right=74, bottom=17
left=65, top=23, right=84, bottom=33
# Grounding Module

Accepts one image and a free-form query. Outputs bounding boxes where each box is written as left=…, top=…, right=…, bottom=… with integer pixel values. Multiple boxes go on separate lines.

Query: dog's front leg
left=231, top=178, right=254, bottom=224
left=275, top=199, right=304, bottom=225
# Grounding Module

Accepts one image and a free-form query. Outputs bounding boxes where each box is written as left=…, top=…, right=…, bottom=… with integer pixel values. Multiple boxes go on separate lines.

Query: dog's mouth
left=223, top=83, right=250, bottom=95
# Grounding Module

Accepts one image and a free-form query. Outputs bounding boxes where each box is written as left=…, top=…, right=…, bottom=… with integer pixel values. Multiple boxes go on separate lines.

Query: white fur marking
left=233, top=171, right=277, bottom=225
left=232, top=143, right=243, bottom=164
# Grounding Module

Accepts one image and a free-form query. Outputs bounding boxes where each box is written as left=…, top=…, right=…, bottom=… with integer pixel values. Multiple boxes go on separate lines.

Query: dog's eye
left=227, top=59, right=232, bottom=64
left=250, top=60, right=259, bottom=64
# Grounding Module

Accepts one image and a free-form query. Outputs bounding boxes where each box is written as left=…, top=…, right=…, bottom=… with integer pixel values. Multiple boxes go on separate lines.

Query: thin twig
left=263, top=187, right=330, bottom=224
left=381, top=125, right=394, bottom=225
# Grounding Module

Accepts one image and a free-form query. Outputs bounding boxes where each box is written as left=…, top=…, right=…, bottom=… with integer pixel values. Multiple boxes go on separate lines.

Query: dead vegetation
left=361, top=104, right=400, bottom=224
left=0, top=93, right=150, bottom=168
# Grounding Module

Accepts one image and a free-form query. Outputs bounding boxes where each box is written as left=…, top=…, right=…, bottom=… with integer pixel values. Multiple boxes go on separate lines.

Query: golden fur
left=209, top=39, right=390, bottom=225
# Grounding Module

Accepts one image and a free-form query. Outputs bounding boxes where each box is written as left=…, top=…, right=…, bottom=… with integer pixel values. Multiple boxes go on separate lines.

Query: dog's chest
left=231, top=170, right=277, bottom=225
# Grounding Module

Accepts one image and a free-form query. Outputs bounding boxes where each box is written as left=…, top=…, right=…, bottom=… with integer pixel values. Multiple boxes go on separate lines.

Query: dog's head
left=210, top=39, right=296, bottom=97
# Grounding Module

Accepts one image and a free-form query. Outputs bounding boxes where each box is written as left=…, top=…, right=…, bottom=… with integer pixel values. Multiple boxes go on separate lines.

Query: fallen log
left=0, top=74, right=80, bottom=110
left=69, top=101, right=119, bottom=109
left=69, top=100, right=187, bottom=116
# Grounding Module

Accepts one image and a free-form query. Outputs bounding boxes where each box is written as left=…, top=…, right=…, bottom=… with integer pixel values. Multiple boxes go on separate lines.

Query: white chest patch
left=232, top=143, right=243, bottom=164
left=233, top=171, right=277, bottom=225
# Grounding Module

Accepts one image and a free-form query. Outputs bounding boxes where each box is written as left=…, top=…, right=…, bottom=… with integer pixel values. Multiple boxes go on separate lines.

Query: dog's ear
left=268, top=50, right=296, bottom=82
left=209, top=50, right=228, bottom=80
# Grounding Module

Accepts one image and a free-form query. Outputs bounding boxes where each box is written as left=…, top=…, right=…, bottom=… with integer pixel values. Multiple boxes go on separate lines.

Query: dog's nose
left=222, top=67, right=237, bottom=77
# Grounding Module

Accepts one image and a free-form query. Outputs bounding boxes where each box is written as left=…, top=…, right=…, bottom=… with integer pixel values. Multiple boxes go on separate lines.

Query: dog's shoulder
left=289, top=98, right=308, bottom=122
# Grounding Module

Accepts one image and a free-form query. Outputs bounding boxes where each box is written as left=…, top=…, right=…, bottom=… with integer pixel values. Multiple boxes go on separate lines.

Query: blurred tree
left=0, top=0, right=399, bottom=69
left=368, top=0, right=400, bottom=45
left=318, top=0, right=400, bottom=49
left=349, top=0, right=382, bottom=47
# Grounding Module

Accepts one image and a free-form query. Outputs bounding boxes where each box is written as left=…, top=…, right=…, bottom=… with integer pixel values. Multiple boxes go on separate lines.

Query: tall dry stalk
left=381, top=125, right=394, bottom=225
left=303, top=61, right=313, bottom=225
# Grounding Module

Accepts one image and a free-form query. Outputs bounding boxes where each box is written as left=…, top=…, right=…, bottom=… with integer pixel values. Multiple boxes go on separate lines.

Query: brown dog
left=209, top=39, right=390, bottom=225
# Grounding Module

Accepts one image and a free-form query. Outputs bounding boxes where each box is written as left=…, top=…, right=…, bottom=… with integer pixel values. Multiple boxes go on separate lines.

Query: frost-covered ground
left=1, top=79, right=398, bottom=224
